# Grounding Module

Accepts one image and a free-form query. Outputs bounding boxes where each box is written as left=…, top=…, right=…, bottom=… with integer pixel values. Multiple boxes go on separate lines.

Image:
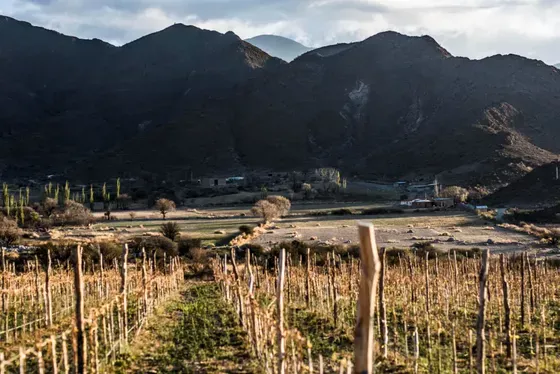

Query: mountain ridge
left=245, top=34, right=312, bottom=61
left=1, top=14, right=559, bottom=188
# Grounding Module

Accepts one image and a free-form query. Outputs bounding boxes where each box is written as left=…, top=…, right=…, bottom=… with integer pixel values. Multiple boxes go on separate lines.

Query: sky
left=1, top=0, right=560, bottom=64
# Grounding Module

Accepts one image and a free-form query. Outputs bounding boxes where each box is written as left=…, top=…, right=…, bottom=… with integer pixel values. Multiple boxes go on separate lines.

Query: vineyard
left=1, top=221, right=559, bottom=373
left=214, top=223, right=560, bottom=373
left=0, top=245, right=183, bottom=373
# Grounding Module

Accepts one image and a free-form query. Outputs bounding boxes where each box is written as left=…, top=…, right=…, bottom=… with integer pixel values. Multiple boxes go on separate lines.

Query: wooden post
left=224, top=254, right=230, bottom=301
left=379, top=247, right=388, bottom=359
left=1, top=248, right=5, bottom=313
left=499, top=254, right=512, bottom=358
left=354, top=222, right=382, bottom=374
left=99, top=251, right=105, bottom=299
left=512, top=328, right=518, bottom=374
left=521, top=253, right=526, bottom=328
left=476, top=249, right=490, bottom=374
left=306, top=248, right=311, bottom=308
left=246, top=249, right=259, bottom=357
left=142, top=248, right=148, bottom=317
left=121, top=243, right=129, bottom=343
left=74, top=245, right=87, bottom=374
left=277, top=248, right=286, bottom=374
left=452, top=324, right=458, bottom=374
left=46, top=248, right=53, bottom=327
left=230, top=247, right=244, bottom=326
left=34, top=256, right=41, bottom=322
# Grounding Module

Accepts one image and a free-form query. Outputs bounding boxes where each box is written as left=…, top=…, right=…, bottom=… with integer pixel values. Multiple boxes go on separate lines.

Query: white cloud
left=2, top=0, right=560, bottom=63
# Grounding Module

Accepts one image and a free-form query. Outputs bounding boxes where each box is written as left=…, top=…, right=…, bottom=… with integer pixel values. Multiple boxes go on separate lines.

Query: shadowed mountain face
left=0, top=16, right=282, bottom=178
left=1, top=16, right=560, bottom=186
left=484, top=162, right=560, bottom=207
left=245, top=35, right=312, bottom=62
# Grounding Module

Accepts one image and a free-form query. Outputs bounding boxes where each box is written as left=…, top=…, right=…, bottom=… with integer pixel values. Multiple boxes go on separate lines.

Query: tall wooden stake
left=476, top=250, right=490, bottom=374
left=121, top=243, right=129, bottom=343
left=354, top=222, right=382, bottom=374
left=277, top=248, right=286, bottom=374
left=306, top=248, right=311, bottom=308
left=74, top=245, right=86, bottom=374
left=379, top=247, right=388, bottom=359
left=499, top=254, right=511, bottom=358
left=46, top=248, right=53, bottom=327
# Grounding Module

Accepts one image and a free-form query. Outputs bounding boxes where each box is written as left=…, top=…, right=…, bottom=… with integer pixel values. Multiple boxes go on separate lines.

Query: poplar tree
left=64, top=181, right=70, bottom=203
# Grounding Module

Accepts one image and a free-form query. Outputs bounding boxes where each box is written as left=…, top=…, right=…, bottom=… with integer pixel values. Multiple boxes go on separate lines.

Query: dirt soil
left=251, top=211, right=543, bottom=254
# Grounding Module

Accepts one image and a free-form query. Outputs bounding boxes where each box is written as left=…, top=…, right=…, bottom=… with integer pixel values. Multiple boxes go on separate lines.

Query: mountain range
left=245, top=35, right=312, bottom=61
left=1, top=14, right=560, bottom=188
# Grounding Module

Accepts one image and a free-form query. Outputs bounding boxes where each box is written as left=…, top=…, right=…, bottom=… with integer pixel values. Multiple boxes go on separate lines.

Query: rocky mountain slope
left=245, top=35, right=312, bottom=61
left=0, top=16, right=282, bottom=178
left=231, top=32, right=559, bottom=185
left=2, top=15, right=560, bottom=187
left=484, top=162, right=560, bottom=206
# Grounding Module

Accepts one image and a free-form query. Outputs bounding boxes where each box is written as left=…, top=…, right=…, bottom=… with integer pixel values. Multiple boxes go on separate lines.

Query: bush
left=52, top=201, right=93, bottom=226
left=36, top=242, right=73, bottom=265
left=361, top=208, right=405, bottom=215
left=22, top=207, right=41, bottom=228
left=331, top=208, right=354, bottom=216
left=440, top=186, right=469, bottom=203
left=302, top=183, right=315, bottom=199
left=97, top=241, right=123, bottom=263
left=0, top=217, right=22, bottom=246
left=187, top=247, right=210, bottom=274
left=178, top=237, right=202, bottom=257
left=239, top=225, right=255, bottom=235
left=41, top=198, right=58, bottom=218
left=266, top=196, right=291, bottom=216
left=160, top=222, right=180, bottom=241
left=155, top=198, right=176, bottom=219
left=239, top=243, right=266, bottom=257
left=134, top=236, right=179, bottom=258
left=251, top=196, right=292, bottom=222
left=251, top=200, right=279, bottom=223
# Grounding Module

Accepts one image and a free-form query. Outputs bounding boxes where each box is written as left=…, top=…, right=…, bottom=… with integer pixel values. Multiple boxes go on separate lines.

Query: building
left=411, top=199, right=434, bottom=209
left=433, top=198, right=454, bottom=208
left=200, top=177, right=228, bottom=188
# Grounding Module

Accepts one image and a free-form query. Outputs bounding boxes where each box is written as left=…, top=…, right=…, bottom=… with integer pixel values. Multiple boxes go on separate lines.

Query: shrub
left=136, top=236, right=179, bottom=258
left=160, top=222, right=180, bottom=241
left=440, top=186, right=469, bottom=203
left=251, top=200, right=279, bottom=223
left=266, top=196, right=291, bottom=216
left=411, top=242, right=439, bottom=258
left=187, top=247, right=209, bottom=274
left=36, top=242, right=73, bottom=265
left=20, top=207, right=41, bottom=228
left=361, top=208, right=405, bottom=215
left=302, top=183, right=315, bottom=199
left=52, top=201, right=93, bottom=226
left=155, top=198, right=176, bottom=220
left=331, top=208, right=354, bottom=216
left=97, top=241, right=123, bottom=263
left=41, top=197, right=58, bottom=218
left=240, top=243, right=266, bottom=257
left=178, top=237, right=202, bottom=257
left=239, top=225, right=255, bottom=235
left=0, top=217, right=22, bottom=246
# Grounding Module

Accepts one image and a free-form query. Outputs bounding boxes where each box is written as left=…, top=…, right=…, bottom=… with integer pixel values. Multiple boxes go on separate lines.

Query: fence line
left=0, top=246, right=183, bottom=373
left=213, top=224, right=560, bottom=373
